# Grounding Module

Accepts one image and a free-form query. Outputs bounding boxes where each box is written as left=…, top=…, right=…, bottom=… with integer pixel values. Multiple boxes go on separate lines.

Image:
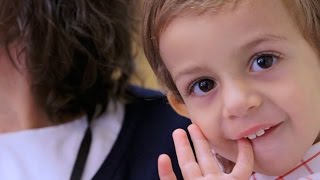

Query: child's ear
left=167, top=93, right=189, bottom=118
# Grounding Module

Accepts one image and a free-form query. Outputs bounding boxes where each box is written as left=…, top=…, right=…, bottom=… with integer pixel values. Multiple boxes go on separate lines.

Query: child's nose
left=222, top=80, right=262, bottom=120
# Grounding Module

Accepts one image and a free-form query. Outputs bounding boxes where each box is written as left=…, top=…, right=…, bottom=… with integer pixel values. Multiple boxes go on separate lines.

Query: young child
left=0, top=0, right=190, bottom=179
left=143, top=0, right=320, bottom=179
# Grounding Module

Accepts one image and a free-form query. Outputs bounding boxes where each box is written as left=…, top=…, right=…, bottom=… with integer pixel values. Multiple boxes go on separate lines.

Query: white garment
left=251, top=142, right=320, bottom=180
left=0, top=102, right=124, bottom=180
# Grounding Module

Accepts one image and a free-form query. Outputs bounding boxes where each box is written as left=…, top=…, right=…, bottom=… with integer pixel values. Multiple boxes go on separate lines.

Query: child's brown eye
left=191, top=79, right=216, bottom=96
left=251, top=54, right=278, bottom=72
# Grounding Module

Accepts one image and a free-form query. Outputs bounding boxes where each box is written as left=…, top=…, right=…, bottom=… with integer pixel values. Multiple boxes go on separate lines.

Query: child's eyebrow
left=173, top=66, right=208, bottom=82
left=242, top=34, right=287, bottom=50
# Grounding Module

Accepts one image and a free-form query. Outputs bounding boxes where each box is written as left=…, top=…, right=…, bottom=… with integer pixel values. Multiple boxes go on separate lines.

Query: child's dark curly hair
left=0, top=0, right=136, bottom=123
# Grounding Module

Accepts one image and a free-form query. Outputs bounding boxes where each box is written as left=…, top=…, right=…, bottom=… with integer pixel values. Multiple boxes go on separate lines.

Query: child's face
left=159, top=0, right=320, bottom=175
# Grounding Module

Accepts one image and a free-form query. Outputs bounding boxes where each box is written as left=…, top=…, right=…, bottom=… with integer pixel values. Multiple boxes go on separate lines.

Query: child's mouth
left=243, top=123, right=281, bottom=140
left=244, top=127, right=270, bottom=140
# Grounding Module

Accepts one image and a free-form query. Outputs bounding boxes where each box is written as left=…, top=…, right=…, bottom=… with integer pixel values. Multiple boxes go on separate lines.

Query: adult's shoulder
left=124, top=85, right=188, bottom=124
left=123, top=85, right=190, bottom=179
left=125, top=84, right=166, bottom=101
left=93, top=85, right=190, bottom=180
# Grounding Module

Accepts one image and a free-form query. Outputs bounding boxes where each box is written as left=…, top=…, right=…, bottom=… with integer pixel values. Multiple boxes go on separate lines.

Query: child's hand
left=158, top=124, right=254, bottom=180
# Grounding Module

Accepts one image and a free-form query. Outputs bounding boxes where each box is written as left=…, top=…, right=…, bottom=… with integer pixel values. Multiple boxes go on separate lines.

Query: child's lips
left=235, top=122, right=282, bottom=140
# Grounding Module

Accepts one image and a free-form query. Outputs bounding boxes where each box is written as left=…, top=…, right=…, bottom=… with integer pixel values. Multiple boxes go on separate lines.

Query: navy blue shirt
left=92, top=86, right=191, bottom=180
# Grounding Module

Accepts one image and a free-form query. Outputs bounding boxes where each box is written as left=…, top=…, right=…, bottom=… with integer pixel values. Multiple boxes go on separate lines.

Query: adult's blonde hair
left=142, top=0, right=320, bottom=101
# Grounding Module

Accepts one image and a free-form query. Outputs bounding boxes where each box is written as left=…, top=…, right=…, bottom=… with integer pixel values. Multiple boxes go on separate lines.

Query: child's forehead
left=161, top=0, right=293, bottom=32
left=159, top=0, right=300, bottom=61
left=174, top=0, right=290, bottom=17
left=158, top=0, right=290, bottom=34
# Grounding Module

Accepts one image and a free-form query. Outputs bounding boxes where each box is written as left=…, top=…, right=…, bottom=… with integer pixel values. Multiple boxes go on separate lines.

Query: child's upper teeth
left=244, top=128, right=269, bottom=140
left=256, top=129, right=265, bottom=136
left=247, top=134, right=257, bottom=140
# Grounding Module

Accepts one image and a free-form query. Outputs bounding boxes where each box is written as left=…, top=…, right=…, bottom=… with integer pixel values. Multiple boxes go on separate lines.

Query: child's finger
left=172, top=129, right=203, bottom=179
left=158, top=154, right=177, bottom=180
left=231, top=138, right=254, bottom=179
left=188, top=124, right=222, bottom=175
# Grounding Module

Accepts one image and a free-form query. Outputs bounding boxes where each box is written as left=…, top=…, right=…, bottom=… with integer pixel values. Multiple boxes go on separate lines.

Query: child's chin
left=253, top=161, right=296, bottom=177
